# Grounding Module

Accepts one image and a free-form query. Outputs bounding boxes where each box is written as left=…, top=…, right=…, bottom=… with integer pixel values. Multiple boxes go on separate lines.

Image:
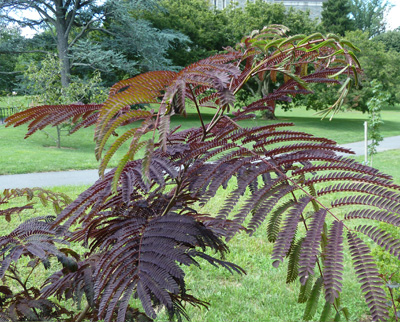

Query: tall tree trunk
left=54, top=5, right=71, bottom=88
left=56, top=27, right=71, bottom=88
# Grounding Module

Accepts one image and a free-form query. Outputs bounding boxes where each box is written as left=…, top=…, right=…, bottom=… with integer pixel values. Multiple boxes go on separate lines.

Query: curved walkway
left=1, top=136, right=400, bottom=190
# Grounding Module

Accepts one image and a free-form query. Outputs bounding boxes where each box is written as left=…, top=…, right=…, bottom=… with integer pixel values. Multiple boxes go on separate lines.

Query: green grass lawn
left=1, top=103, right=399, bottom=175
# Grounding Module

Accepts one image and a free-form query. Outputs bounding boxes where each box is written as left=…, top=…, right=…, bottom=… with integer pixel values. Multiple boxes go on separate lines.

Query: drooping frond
left=267, top=199, right=296, bottom=243
left=272, top=196, right=312, bottom=268
left=0, top=216, right=76, bottom=279
left=88, top=213, right=243, bottom=322
left=54, top=154, right=178, bottom=231
left=323, top=220, right=344, bottom=303
left=347, top=232, right=389, bottom=322
left=299, top=209, right=327, bottom=284
left=0, top=188, right=71, bottom=221
left=355, top=225, right=400, bottom=259
left=5, top=104, right=102, bottom=138
left=303, top=276, right=323, bottom=321
left=298, top=275, right=314, bottom=304
left=286, top=237, right=303, bottom=283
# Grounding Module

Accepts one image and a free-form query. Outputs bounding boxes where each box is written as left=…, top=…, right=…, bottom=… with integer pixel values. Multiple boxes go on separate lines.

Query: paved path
left=340, top=135, right=400, bottom=156
left=0, top=169, right=111, bottom=190
left=1, top=136, right=399, bottom=190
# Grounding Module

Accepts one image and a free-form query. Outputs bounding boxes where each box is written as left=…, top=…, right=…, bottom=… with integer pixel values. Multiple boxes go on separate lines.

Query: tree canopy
left=0, top=0, right=187, bottom=88
left=350, top=0, right=392, bottom=37
left=321, top=0, right=355, bottom=36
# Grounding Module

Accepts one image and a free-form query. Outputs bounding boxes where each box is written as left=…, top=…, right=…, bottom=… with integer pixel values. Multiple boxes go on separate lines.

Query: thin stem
left=189, top=85, right=206, bottom=135
left=381, top=274, right=399, bottom=322
left=75, top=303, right=91, bottom=322
left=24, top=262, right=39, bottom=289
left=5, top=273, right=27, bottom=295
left=206, top=105, right=223, bottom=132
left=161, top=177, right=183, bottom=217
left=389, top=286, right=399, bottom=322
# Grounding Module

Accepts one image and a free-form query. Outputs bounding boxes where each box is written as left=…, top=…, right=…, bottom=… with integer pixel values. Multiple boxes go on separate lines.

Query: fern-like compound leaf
left=323, top=220, right=344, bottom=303
left=319, top=301, right=332, bottom=322
left=355, top=225, right=400, bottom=259
left=5, top=104, right=102, bottom=138
left=299, top=209, right=327, bottom=285
left=347, top=232, right=389, bottom=322
left=303, top=276, right=323, bottom=321
left=298, top=274, right=314, bottom=304
left=286, top=237, right=303, bottom=284
left=267, top=199, right=296, bottom=243
left=272, top=196, right=312, bottom=268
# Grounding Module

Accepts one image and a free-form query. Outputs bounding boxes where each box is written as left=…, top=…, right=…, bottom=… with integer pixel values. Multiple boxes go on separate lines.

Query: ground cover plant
left=2, top=25, right=400, bottom=322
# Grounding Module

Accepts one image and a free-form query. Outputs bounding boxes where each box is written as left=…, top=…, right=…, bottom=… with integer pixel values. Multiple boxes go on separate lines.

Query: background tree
left=146, top=0, right=317, bottom=68
left=224, top=0, right=317, bottom=43
left=350, top=0, right=392, bottom=37
left=0, top=25, right=23, bottom=92
left=0, top=0, right=106, bottom=87
left=0, top=0, right=187, bottom=89
left=345, top=30, right=400, bottom=108
left=144, top=0, right=228, bottom=67
left=321, top=0, right=355, bottom=35
left=24, top=53, right=106, bottom=148
left=374, top=28, right=400, bottom=52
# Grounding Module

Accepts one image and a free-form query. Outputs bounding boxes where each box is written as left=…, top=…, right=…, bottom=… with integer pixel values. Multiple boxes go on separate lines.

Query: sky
left=18, top=0, right=400, bottom=37
left=387, top=0, right=400, bottom=30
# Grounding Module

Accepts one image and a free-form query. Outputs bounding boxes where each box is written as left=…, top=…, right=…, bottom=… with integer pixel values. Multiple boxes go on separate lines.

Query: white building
left=212, top=0, right=327, bottom=19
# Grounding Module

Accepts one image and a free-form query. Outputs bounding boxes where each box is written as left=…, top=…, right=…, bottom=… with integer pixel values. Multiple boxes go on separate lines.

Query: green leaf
left=341, top=307, right=350, bottom=321
left=318, top=49, right=344, bottom=60
left=347, top=51, right=362, bottom=68
left=328, top=65, right=349, bottom=79
left=99, top=128, right=139, bottom=176
left=264, top=38, right=286, bottom=51
left=298, top=274, right=314, bottom=303
left=277, top=34, right=306, bottom=49
left=339, top=40, right=360, bottom=52
left=111, top=140, right=147, bottom=193
left=307, top=39, right=335, bottom=52
left=286, top=238, right=303, bottom=283
left=142, top=139, right=154, bottom=187
left=326, top=34, right=341, bottom=41
left=111, top=152, right=131, bottom=193
left=53, top=202, right=62, bottom=215
left=319, top=301, right=332, bottom=322
left=297, top=33, right=324, bottom=46
left=303, top=276, right=323, bottom=321
left=96, top=109, right=152, bottom=161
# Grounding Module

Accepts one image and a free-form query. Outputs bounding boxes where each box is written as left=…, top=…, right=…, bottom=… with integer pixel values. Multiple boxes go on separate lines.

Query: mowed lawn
left=1, top=103, right=400, bottom=175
